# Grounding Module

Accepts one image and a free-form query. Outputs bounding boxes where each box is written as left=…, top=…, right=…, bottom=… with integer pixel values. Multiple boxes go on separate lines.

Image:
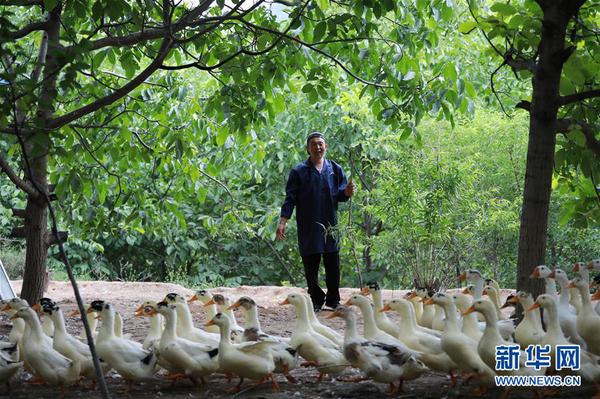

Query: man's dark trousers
left=301, top=252, right=340, bottom=309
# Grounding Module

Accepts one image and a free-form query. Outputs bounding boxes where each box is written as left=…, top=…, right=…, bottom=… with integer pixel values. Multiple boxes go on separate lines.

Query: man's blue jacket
left=280, top=158, right=350, bottom=256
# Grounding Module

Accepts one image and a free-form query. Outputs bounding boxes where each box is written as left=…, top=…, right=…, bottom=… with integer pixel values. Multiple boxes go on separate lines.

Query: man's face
left=307, top=137, right=327, bottom=159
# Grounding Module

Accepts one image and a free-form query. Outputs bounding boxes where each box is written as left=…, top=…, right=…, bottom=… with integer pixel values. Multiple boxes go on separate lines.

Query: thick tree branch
left=30, top=31, right=48, bottom=83
left=48, top=38, right=173, bottom=129
left=0, top=153, right=39, bottom=197
left=515, top=100, right=531, bottom=111
left=6, top=20, right=47, bottom=40
left=556, top=118, right=600, bottom=157
left=559, top=88, right=600, bottom=106
left=79, top=0, right=218, bottom=52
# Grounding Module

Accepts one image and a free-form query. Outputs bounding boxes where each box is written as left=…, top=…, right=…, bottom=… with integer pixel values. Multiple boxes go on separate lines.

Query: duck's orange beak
left=325, top=311, right=339, bottom=319
left=86, top=307, right=95, bottom=314
left=9, top=314, right=17, bottom=321
left=360, top=287, right=370, bottom=296
left=31, top=303, right=42, bottom=312
left=205, top=320, right=215, bottom=327
left=530, top=268, right=540, bottom=278
left=406, top=291, right=418, bottom=300
left=380, top=303, right=392, bottom=313
left=588, top=261, right=594, bottom=270
left=279, top=298, right=290, bottom=306
left=344, top=298, right=353, bottom=306
left=567, top=281, right=576, bottom=289
left=70, top=309, right=81, bottom=317
left=134, top=307, right=145, bottom=317
left=458, top=272, right=467, bottom=281
left=227, top=300, right=241, bottom=311
left=591, top=290, right=600, bottom=301
left=463, top=305, right=476, bottom=316
left=423, top=298, right=434, bottom=306
left=527, top=302, right=541, bottom=312
left=548, top=270, right=556, bottom=279
left=1, top=304, right=11, bottom=312
left=573, top=263, right=581, bottom=272
left=203, top=298, right=216, bottom=307
left=187, top=294, right=199, bottom=304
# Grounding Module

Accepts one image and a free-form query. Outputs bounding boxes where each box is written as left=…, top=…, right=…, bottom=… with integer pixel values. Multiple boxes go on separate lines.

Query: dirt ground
left=0, top=280, right=596, bottom=399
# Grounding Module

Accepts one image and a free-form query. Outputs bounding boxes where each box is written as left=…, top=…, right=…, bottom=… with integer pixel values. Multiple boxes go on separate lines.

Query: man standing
left=277, top=132, right=355, bottom=312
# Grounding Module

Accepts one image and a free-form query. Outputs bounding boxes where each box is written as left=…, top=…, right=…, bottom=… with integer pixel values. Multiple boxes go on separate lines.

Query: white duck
left=206, top=313, right=279, bottom=393
left=481, top=286, right=518, bottom=341
left=0, top=299, right=25, bottom=346
left=280, top=293, right=347, bottom=380
left=428, top=293, right=496, bottom=396
left=410, top=288, right=435, bottom=328
left=571, top=277, right=600, bottom=356
left=327, top=305, right=428, bottom=395
left=228, top=296, right=298, bottom=382
left=88, top=300, right=157, bottom=390
left=361, top=282, right=400, bottom=337
left=458, top=270, right=485, bottom=299
left=71, top=305, right=98, bottom=342
left=528, top=293, right=600, bottom=394
left=465, top=299, right=543, bottom=399
left=11, top=307, right=80, bottom=392
left=464, top=299, right=536, bottom=373
left=204, top=294, right=244, bottom=343
left=187, top=290, right=219, bottom=334
left=403, top=290, right=423, bottom=325
left=38, top=298, right=55, bottom=337
left=41, top=302, right=100, bottom=383
left=345, top=294, right=419, bottom=355
left=134, top=301, right=164, bottom=351
left=505, top=291, right=543, bottom=349
left=301, top=294, right=344, bottom=346
left=484, top=278, right=502, bottom=308
left=548, top=269, right=587, bottom=347
left=381, top=298, right=458, bottom=383
left=163, top=293, right=219, bottom=346
left=530, top=265, right=558, bottom=296
left=450, top=292, right=483, bottom=342
left=150, top=301, right=219, bottom=386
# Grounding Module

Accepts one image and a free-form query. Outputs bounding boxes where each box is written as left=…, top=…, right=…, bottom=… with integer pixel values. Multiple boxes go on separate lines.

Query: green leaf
left=216, top=127, right=229, bottom=146
left=197, top=186, right=207, bottom=203
left=443, top=63, right=457, bottom=82
left=490, top=3, right=517, bottom=16
left=93, top=50, right=108, bottom=69
left=314, top=21, right=327, bottom=42
left=458, top=21, right=477, bottom=34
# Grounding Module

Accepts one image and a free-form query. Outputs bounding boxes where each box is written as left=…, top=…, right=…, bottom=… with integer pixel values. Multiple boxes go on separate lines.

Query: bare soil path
left=0, top=281, right=594, bottom=398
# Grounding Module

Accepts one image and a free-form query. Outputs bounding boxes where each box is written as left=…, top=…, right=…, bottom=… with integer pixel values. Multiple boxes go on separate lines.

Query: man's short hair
left=306, top=132, right=325, bottom=145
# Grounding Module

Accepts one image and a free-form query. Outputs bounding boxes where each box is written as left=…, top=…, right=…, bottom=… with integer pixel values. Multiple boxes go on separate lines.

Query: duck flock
left=0, top=259, right=600, bottom=397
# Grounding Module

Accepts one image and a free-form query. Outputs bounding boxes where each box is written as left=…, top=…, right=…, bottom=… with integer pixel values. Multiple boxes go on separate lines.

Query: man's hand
left=276, top=217, right=288, bottom=240
left=344, top=179, right=356, bottom=197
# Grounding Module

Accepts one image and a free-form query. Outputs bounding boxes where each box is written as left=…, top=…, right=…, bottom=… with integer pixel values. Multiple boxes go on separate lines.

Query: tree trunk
left=516, top=5, right=573, bottom=296
left=20, top=177, right=48, bottom=305
left=19, top=6, right=61, bottom=304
